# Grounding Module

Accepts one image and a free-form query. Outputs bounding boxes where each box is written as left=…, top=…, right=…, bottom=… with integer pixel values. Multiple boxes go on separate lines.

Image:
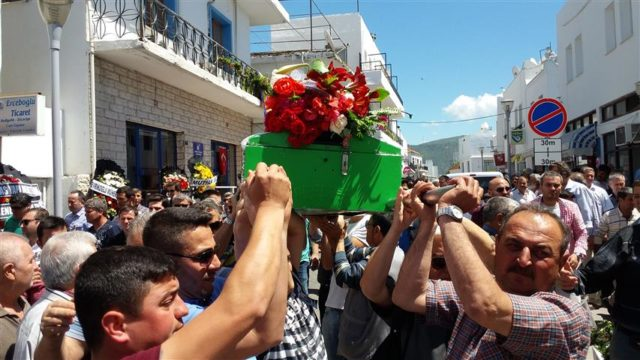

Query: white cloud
left=442, top=93, right=499, bottom=120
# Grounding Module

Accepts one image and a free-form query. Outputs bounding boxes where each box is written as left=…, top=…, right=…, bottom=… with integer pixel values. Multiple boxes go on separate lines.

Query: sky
left=264, top=0, right=565, bottom=145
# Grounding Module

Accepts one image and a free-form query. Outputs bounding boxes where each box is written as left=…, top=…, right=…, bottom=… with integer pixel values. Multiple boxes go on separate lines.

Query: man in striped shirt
left=593, top=187, right=640, bottom=247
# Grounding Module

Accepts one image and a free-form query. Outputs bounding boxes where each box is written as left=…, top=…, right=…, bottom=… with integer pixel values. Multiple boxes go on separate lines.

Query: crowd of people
left=1, top=160, right=639, bottom=359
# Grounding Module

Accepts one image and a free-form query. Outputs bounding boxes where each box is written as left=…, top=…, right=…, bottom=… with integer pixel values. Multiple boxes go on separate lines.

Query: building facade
left=1, top=0, right=289, bottom=210
left=457, top=125, right=498, bottom=173
left=497, top=0, right=640, bottom=181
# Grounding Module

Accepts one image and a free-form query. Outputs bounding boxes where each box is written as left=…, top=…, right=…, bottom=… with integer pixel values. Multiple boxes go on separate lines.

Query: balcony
left=360, top=53, right=403, bottom=111
left=238, top=0, right=290, bottom=26
left=89, top=0, right=267, bottom=118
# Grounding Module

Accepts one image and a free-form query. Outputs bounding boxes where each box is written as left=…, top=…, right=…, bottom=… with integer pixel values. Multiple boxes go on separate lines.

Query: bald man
left=0, top=233, right=36, bottom=359
left=471, top=177, right=512, bottom=226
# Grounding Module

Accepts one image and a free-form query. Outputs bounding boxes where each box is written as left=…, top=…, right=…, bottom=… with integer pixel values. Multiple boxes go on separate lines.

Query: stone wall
left=94, top=58, right=253, bottom=185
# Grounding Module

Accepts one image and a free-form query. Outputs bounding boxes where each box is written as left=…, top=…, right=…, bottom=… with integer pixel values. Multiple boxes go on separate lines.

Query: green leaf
left=370, top=88, right=390, bottom=102
left=310, top=59, right=329, bottom=74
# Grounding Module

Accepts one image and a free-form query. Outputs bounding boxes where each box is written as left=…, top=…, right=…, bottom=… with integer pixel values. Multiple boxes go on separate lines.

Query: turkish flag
left=217, top=147, right=228, bottom=176
left=494, top=153, right=505, bottom=167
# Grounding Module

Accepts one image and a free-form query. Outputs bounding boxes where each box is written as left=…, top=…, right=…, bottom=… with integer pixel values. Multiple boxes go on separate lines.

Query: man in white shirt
left=510, top=176, right=536, bottom=204
left=593, top=187, right=640, bottom=248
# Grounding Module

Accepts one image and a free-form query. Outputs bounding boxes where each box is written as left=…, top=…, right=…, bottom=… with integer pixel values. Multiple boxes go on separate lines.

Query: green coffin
left=242, top=132, right=402, bottom=214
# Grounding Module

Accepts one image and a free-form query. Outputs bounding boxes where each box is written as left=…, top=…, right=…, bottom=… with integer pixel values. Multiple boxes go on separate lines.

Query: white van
left=446, top=171, right=504, bottom=193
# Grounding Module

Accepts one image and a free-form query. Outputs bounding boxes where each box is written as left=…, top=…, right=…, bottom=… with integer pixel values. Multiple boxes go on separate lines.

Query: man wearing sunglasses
left=143, top=207, right=222, bottom=324
left=470, top=177, right=511, bottom=227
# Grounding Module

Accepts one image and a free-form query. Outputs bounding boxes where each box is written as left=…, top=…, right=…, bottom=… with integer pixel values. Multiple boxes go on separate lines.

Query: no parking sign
left=528, top=98, right=567, bottom=137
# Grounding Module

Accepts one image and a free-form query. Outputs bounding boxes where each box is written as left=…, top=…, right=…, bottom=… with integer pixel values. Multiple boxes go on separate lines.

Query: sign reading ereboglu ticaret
left=0, top=94, right=45, bottom=136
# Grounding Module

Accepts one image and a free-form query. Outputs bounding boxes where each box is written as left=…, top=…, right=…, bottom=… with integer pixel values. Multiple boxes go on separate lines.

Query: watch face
left=451, top=207, right=463, bottom=219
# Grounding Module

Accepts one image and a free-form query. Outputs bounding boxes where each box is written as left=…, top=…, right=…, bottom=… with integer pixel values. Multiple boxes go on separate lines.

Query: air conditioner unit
left=615, top=123, right=640, bottom=145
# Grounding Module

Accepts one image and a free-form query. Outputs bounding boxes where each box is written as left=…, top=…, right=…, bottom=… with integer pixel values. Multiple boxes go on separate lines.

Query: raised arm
left=361, top=188, right=415, bottom=307
left=436, top=177, right=513, bottom=336
left=161, top=163, right=291, bottom=359
left=392, top=182, right=437, bottom=314
left=35, top=300, right=87, bottom=360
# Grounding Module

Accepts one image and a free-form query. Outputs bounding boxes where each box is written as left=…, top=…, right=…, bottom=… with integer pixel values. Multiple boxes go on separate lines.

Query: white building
left=250, top=12, right=408, bottom=156
left=557, top=0, right=640, bottom=178
left=497, top=51, right=561, bottom=174
left=497, top=0, right=640, bottom=180
left=1, top=0, right=289, bottom=211
left=458, top=124, right=497, bottom=173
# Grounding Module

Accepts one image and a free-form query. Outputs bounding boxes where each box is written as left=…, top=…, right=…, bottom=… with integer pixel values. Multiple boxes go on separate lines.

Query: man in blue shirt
left=64, top=191, right=90, bottom=231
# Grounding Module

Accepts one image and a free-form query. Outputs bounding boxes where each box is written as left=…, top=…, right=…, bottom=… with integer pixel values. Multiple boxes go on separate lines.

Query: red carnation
left=290, top=119, right=307, bottom=135
left=273, top=77, right=303, bottom=97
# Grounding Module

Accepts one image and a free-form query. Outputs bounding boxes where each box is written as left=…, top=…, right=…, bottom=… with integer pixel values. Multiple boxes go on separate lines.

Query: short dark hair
left=541, top=170, right=563, bottom=184
left=10, top=193, right=32, bottom=208
left=116, top=186, right=131, bottom=195
left=192, top=199, right=222, bottom=214
left=617, top=187, right=634, bottom=200
left=118, top=205, right=138, bottom=216
left=143, top=208, right=211, bottom=254
left=26, top=208, right=49, bottom=221
left=498, top=204, right=570, bottom=258
left=74, top=246, right=177, bottom=350
left=37, top=216, right=67, bottom=240
left=146, top=193, right=164, bottom=204
left=69, top=190, right=87, bottom=203
left=369, top=214, right=391, bottom=236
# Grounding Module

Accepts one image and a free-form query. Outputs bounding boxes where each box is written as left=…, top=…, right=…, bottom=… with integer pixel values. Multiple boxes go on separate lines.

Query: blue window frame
left=211, top=140, right=236, bottom=186
left=126, top=123, right=177, bottom=192
left=208, top=4, right=232, bottom=51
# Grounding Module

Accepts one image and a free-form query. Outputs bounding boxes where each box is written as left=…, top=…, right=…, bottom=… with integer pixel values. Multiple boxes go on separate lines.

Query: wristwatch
left=436, top=205, right=464, bottom=223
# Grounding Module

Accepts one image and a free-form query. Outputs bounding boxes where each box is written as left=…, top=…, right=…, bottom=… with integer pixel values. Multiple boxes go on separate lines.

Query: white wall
left=1, top=0, right=92, bottom=176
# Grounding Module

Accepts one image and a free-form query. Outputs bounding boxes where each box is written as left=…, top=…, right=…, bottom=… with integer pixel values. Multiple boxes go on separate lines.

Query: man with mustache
left=393, top=176, right=590, bottom=358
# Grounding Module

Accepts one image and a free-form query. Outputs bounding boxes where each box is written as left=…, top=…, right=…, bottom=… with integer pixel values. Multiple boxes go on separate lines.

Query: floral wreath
left=163, top=172, right=190, bottom=191
left=191, top=162, right=217, bottom=194
left=0, top=174, right=22, bottom=184
left=265, top=60, right=392, bottom=148
left=96, top=171, right=128, bottom=188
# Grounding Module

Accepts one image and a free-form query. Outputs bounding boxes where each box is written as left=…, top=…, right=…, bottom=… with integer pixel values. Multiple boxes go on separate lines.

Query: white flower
left=330, top=114, right=348, bottom=135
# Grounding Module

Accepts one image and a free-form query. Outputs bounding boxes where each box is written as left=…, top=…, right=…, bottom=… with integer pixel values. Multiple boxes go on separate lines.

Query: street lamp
left=37, top=0, right=74, bottom=217
left=501, top=99, right=514, bottom=177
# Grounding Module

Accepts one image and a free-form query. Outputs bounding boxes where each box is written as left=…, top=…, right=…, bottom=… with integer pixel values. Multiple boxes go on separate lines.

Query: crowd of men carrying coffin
left=0, top=160, right=639, bottom=359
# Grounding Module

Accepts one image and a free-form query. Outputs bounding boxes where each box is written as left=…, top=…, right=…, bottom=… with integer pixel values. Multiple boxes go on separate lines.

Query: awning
left=561, top=123, right=597, bottom=157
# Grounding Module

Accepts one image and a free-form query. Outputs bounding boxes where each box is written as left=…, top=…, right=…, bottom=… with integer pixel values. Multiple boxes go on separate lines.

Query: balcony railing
left=90, top=0, right=267, bottom=99
left=360, top=52, right=402, bottom=105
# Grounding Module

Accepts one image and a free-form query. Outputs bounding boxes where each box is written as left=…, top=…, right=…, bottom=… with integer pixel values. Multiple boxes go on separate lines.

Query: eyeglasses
left=495, top=187, right=510, bottom=193
left=167, top=248, right=215, bottom=264
left=432, top=257, right=447, bottom=270
left=174, top=204, right=190, bottom=208
left=20, top=219, right=37, bottom=226
left=209, top=221, right=223, bottom=231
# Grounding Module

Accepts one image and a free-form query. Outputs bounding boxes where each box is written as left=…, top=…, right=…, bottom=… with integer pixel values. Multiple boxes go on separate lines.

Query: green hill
left=411, top=135, right=462, bottom=175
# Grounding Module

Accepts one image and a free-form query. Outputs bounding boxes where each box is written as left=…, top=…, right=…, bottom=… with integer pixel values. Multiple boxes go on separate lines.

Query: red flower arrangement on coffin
left=264, top=60, right=392, bottom=147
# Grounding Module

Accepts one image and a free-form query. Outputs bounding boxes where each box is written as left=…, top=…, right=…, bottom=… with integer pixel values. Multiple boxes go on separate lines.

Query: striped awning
left=561, top=123, right=597, bottom=157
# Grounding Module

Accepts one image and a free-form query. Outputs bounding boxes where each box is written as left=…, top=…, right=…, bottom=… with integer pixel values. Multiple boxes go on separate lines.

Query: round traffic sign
left=527, top=98, right=567, bottom=137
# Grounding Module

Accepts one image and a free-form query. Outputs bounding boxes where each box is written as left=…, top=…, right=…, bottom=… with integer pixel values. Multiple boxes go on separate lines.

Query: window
left=603, top=131, right=616, bottom=167
left=211, top=141, right=237, bottom=186
left=566, top=44, right=574, bottom=82
left=620, top=0, right=633, bottom=42
left=605, top=3, right=617, bottom=53
left=575, top=35, right=584, bottom=76
left=601, top=92, right=640, bottom=122
left=208, top=5, right=232, bottom=51
left=566, top=111, right=595, bottom=133
left=126, top=123, right=177, bottom=192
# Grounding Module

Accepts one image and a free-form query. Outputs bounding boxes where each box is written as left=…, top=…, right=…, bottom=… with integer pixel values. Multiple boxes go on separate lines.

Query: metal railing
left=90, top=0, right=266, bottom=99
left=360, top=52, right=402, bottom=104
